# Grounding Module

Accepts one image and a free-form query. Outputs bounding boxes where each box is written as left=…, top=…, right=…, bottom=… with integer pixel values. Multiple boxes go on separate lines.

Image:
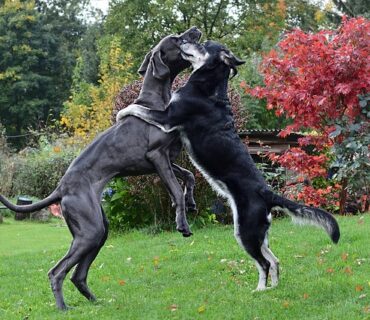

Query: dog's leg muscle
left=48, top=196, right=106, bottom=310
left=70, top=207, right=109, bottom=301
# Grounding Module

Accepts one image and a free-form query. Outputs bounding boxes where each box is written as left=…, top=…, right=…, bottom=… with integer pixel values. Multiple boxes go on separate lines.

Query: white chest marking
left=180, top=133, right=242, bottom=246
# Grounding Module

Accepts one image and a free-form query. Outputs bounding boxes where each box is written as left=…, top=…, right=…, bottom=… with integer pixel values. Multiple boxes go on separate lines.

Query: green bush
left=11, top=137, right=78, bottom=198
left=103, top=151, right=219, bottom=233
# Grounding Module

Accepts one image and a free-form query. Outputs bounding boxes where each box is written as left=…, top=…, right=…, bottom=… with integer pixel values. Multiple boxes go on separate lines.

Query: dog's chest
left=180, top=132, right=228, bottom=198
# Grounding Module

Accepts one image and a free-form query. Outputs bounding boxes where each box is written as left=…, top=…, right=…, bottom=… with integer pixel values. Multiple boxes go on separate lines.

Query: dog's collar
left=209, top=95, right=230, bottom=104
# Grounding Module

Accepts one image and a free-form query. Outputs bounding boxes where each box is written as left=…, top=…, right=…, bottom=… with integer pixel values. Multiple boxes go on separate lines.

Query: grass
left=0, top=215, right=369, bottom=320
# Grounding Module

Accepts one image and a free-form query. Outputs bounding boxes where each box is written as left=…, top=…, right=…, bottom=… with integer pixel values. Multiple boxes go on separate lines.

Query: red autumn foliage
left=244, top=17, right=370, bottom=209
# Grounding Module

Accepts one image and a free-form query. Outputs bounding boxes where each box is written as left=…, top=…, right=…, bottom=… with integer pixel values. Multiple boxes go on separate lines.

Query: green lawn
left=0, top=215, right=369, bottom=320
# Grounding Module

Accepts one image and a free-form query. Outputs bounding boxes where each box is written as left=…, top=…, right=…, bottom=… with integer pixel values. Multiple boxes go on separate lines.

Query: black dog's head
left=180, top=40, right=245, bottom=78
left=138, top=27, right=202, bottom=80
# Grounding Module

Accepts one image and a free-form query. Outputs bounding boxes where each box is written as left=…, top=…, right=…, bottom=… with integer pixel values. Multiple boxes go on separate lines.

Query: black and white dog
left=116, top=41, right=340, bottom=291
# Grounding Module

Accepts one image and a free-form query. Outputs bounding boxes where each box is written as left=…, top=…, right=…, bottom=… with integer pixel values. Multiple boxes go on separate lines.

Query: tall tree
left=0, top=0, right=87, bottom=146
left=0, top=0, right=52, bottom=138
left=105, top=0, right=329, bottom=132
left=106, top=0, right=326, bottom=70
left=35, top=0, right=88, bottom=116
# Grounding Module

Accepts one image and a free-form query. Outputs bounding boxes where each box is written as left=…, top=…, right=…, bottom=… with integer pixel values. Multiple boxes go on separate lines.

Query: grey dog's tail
left=0, top=192, right=60, bottom=213
left=259, top=188, right=340, bottom=243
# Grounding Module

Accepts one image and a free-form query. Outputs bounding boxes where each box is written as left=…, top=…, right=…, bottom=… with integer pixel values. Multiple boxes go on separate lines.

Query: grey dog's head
left=138, top=27, right=202, bottom=80
left=180, top=40, right=245, bottom=78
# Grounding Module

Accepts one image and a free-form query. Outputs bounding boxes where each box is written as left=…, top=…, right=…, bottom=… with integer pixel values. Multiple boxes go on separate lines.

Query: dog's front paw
left=176, top=224, right=193, bottom=237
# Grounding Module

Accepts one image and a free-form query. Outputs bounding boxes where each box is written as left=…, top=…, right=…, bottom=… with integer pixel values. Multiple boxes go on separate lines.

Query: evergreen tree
left=0, top=0, right=87, bottom=146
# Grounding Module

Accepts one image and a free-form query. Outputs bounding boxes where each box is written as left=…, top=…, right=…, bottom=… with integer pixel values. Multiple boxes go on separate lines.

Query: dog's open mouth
left=180, top=50, right=194, bottom=58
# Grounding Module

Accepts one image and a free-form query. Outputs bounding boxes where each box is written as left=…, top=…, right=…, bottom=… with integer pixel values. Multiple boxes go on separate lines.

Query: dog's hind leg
left=48, top=197, right=106, bottom=310
left=260, top=216, right=279, bottom=287
left=236, top=208, right=271, bottom=291
left=70, top=207, right=109, bottom=301
left=172, top=164, right=197, bottom=212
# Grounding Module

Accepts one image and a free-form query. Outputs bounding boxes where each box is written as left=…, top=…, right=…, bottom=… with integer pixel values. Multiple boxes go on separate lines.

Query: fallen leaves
left=167, top=304, right=178, bottom=312
left=358, top=216, right=364, bottom=225
left=343, top=266, right=353, bottom=275
left=153, top=256, right=160, bottom=270
left=220, top=258, right=248, bottom=277
left=197, top=304, right=206, bottom=313
left=282, top=301, right=290, bottom=308
left=355, top=285, right=364, bottom=292
left=326, top=267, right=335, bottom=274
left=341, top=253, right=349, bottom=261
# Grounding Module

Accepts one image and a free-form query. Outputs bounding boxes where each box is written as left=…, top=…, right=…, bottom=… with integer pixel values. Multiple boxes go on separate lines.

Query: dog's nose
left=187, top=26, right=202, bottom=41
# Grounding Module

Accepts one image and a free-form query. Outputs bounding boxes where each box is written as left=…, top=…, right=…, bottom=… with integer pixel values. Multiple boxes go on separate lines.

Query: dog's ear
left=220, top=51, right=245, bottom=67
left=138, top=51, right=152, bottom=76
left=220, top=51, right=245, bottom=78
left=150, top=50, right=170, bottom=80
left=138, top=50, right=170, bottom=79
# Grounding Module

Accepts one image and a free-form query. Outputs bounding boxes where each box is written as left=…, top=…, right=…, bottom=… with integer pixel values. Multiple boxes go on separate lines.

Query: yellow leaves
left=324, top=1, right=334, bottom=12
left=53, top=146, right=61, bottom=153
left=2, top=0, right=24, bottom=12
left=197, top=304, right=206, bottom=313
left=277, top=0, right=287, bottom=18
left=61, top=37, right=134, bottom=147
left=0, top=69, right=20, bottom=81
left=153, top=256, right=160, bottom=269
left=60, top=116, right=69, bottom=127
left=13, top=44, right=32, bottom=54
left=314, top=10, right=325, bottom=23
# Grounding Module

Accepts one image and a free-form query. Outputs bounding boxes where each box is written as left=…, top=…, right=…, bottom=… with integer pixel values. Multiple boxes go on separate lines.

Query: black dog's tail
left=0, top=191, right=61, bottom=213
left=259, top=188, right=340, bottom=244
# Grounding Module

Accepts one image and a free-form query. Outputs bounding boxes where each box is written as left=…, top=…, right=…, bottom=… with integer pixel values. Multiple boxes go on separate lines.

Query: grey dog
left=0, top=27, right=201, bottom=310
